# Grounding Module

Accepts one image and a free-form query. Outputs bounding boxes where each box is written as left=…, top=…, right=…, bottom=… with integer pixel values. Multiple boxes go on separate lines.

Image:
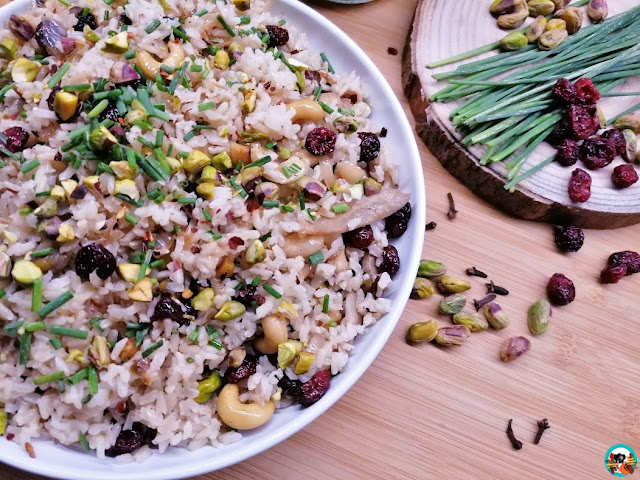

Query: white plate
left=0, top=0, right=425, bottom=478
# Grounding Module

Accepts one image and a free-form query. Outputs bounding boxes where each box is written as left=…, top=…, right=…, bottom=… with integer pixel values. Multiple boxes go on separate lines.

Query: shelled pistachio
left=452, top=310, right=489, bottom=332
left=406, top=320, right=438, bottom=345
left=525, top=15, right=547, bottom=43
left=500, top=32, right=528, bottom=51
left=587, top=0, right=608, bottom=23
left=497, top=0, right=529, bottom=29
left=555, top=7, right=583, bottom=34
left=538, top=28, right=568, bottom=50
left=527, top=0, right=555, bottom=17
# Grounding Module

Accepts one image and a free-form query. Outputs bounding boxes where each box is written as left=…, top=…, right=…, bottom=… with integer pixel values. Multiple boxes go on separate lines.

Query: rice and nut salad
left=0, top=0, right=411, bottom=461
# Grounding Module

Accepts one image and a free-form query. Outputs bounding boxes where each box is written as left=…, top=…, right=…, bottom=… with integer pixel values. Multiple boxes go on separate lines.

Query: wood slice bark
left=402, top=0, right=640, bottom=229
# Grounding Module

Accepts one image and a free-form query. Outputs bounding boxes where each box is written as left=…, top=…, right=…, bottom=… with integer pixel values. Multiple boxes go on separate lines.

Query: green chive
left=58, top=379, right=66, bottom=392
left=338, top=108, right=355, bottom=116
left=114, top=193, right=144, bottom=207
left=68, top=368, right=89, bottom=385
left=202, top=209, right=212, bottom=221
left=39, top=291, right=74, bottom=318
left=35, top=190, right=51, bottom=197
left=88, top=365, right=98, bottom=395
left=195, top=9, right=208, bottom=16
left=31, top=248, right=54, bottom=258
left=183, top=130, right=197, bottom=142
left=49, top=325, right=88, bottom=339
left=20, top=159, right=40, bottom=174
left=49, top=337, right=63, bottom=349
left=209, top=232, right=222, bottom=240
left=0, top=288, right=7, bottom=299
left=332, top=203, right=348, bottom=214
left=142, top=340, right=163, bottom=358
left=173, top=27, right=189, bottom=41
left=124, top=49, right=136, bottom=60
left=47, top=63, right=71, bottom=89
left=318, top=101, right=334, bottom=114
left=78, top=432, right=90, bottom=451
left=246, top=155, right=271, bottom=169
left=25, top=321, right=46, bottom=332
left=160, top=64, right=174, bottom=74
left=62, top=84, right=91, bottom=92
left=239, top=15, right=251, bottom=24
left=322, top=294, right=330, bottom=314
left=82, top=393, right=93, bottom=404
left=309, top=251, right=324, bottom=266
left=31, top=278, right=43, bottom=312
left=145, top=19, right=161, bottom=34
left=124, top=212, right=138, bottom=225
left=186, top=357, right=194, bottom=363
left=33, top=371, right=65, bottom=386
left=177, top=197, right=197, bottom=204
left=251, top=275, right=262, bottom=286
left=138, top=250, right=153, bottom=281
left=0, top=84, right=16, bottom=101
left=217, top=15, right=236, bottom=37
left=188, top=326, right=200, bottom=343
left=190, top=64, right=203, bottom=72
left=149, top=259, right=165, bottom=269
left=88, top=99, right=109, bottom=119
left=4, top=320, right=24, bottom=335
left=89, top=317, right=104, bottom=332
left=320, top=53, right=335, bottom=74
left=327, top=321, right=338, bottom=328
left=19, top=207, right=33, bottom=216
left=263, top=285, right=282, bottom=299
left=198, top=102, right=215, bottom=111
left=19, top=332, right=32, bottom=365
left=265, top=141, right=277, bottom=149
left=201, top=68, right=210, bottom=79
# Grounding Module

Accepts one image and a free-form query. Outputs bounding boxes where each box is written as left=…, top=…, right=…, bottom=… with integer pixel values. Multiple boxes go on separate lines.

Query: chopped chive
left=31, top=248, right=54, bottom=258
left=246, top=155, right=271, bottom=169
left=33, top=371, right=65, bottom=386
left=309, top=251, right=324, bottom=266
left=19, top=207, right=33, bottom=216
left=190, top=64, right=203, bottom=72
left=114, top=193, right=143, bottom=207
left=25, top=321, right=46, bottom=332
left=188, top=326, right=200, bottom=343
left=338, top=108, right=355, bottom=116
left=145, top=19, right=161, bottom=34
left=31, top=278, right=43, bottom=312
left=62, top=84, right=91, bottom=92
left=299, top=191, right=305, bottom=209
left=263, top=285, right=282, bottom=299
left=229, top=177, right=248, bottom=198
left=142, top=340, right=163, bottom=358
left=58, top=379, right=66, bottom=392
left=265, top=141, right=277, bottom=149
left=177, top=197, right=197, bottom=204
left=327, top=321, right=338, bottom=328
left=332, top=203, right=348, bottom=214
left=103, top=0, right=116, bottom=5
left=82, top=393, right=93, bottom=404
left=234, top=160, right=243, bottom=171
left=318, top=101, right=334, bottom=114
left=20, top=159, right=40, bottom=174
left=209, top=232, right=223, bottom=240
left=124, top=49, right=136, bottom=60
left=239, top=15, right=251, bottom=25
left=88, top=365, right=98, bottom=395
left=280, top=205, right=294, bottom=212
left=173, top=27, right=189, bottom=41
left=19, top=332, right=32, bottom=365
left=39, top=291, right=74, bottom=318
left=278, top=19, right=286, bottom=26
left=183, top=130, right=197, bottom=142
left=251, top=275, right=262, bottom=286
left=78, top=432, right=90, bottom=451
left=320, top=53, right=335, bottom=74
left=136, top=136, right=156, bottom=150
left=306, top=208, right=316, bottom=220
left=202, top=209, right=212, bottom=221
left=129, top=252, right=145, bottom=264
left=322, top=294, right=330, bottom=314
left=46, top=63, right=71, bottom=89
left=0, top=84, right=16, bottom=101
left=68, top=368, right=89, bottom=385
left=195, top=9, right=208, bottom=16
left=210, top=340, right=222, bottom=350
left=138, top=250, right=153, bottom=281
left=49, top=325, right=88, bottom=339
left=88, top=99, right=109, bottom=119
left=216, top=15, right=236, bottom=37
left=155, top=129, right=164, bottom=148
left=160, top=64, right=174, bottom=74
left=89, top=317, right=104, bottom=332
left=35, top=190, right=51, bottom=197
left=198, top=102, right=215, bottom=111
left=4, top=320, right=24, bottom=335
left=49, top=337, right=63, bottom=349
left=124, top=212, right=138, bottom=225
left=201, top=68, right=210, bottom=79
left=149, top=259, right=165, bottom=269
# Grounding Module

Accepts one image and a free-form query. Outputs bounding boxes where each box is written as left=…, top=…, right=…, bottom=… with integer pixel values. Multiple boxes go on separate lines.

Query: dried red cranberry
left=98, top=101, right=120, bottom=123
left=71, top=7, right=97, bottom=32
left=385, top=202, right=411, bottom=238
left=579, top=136, right=616, bottom=170
left=552, top=78, right=577, bottom=104
left=568, top=168, right=591, bottom=203
left=342, top=225, right=374, bottom=249
left=233, top=283, right=265, bottom=307
left=546, top=273, right=575, bottom=306
left=151, top=297, right=188, bottom=325
left=601, top=264, right=628, bottom=284
left=299, top=370, right=331, bottom=406
left=582, top=103, right=597, bottom=117
left=225, top=357, right=257, bottom=384
left=278, top=375, right=302, bottom=402
left=105, top=428, right=144, bottom=457
left=358, top=132, right=381, bottom=163
left=380, top=245, right=400, bottom=277
left=305, top=127, right=336, bottom=156
left=567, top=105, right=599, bottom=140
left=612, top=164, right=639, bottom=189
left=1, top=127, right=29, bottom=153
left=556, top=139, right=579, bottom=167
left=74, top=243, right=116, bottom=280
left=553, top=225, right=584, bottom=252
left=265, top=25, right=289, bottom=48
left=228, top=236, right=245, bottom=250
left=574, top=78, right=601, bottom=104
left=608, top=251, right=640, bottom=275
left=547, top=119, right=572, bottom=147
left=601, top=129, right=626, bottom=156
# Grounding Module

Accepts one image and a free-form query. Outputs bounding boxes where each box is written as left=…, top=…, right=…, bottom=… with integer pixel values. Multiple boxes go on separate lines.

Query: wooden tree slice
left=402, top=0, right=640, bottom=229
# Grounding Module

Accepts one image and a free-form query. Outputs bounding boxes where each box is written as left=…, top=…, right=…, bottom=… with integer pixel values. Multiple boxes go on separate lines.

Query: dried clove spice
left=534, top=418, right=550, bottom=445
left=425, top=221, right=437, bottom=231
left=447, top=193, right=457, bottom=220
left=506, top=419, right=523, bottom=450
left=486, top=281, right=509, bottom=296
left=473, top=294, right=496, bottom=311
left=466, top=266, right=488, bottom=278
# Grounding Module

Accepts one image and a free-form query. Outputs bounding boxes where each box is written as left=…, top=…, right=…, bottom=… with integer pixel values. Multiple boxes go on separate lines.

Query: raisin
left=304, top=70, right=321, bottom=84
left=265, top=25, right=289, bottom=49
left=579, top=136, right=616, bottom=170
left=98, top=101, right=120, bottom=123
left=601, top=129, right=626, bottom=157
left=278, top=375, right=302, bottom=402
left=74, top=243, right=116, bottom=280
left=566, top=105, right=599, bottom=140
left=358, top=132, right=381, bottom=163
left=120, top=13, right=132, bottom=25
left=299, top=370, right=331, bottom=406
left=568, top=168, right=591, bottom=203
left=1, top=127, right=29, bottom=153
left=71, top=7, right=97, bottom=32
left=8, top=15, right=35, bottom=41
left=380, top=245, right=400, bottom=278
left=556, top=139, right=579, bottom=167
left=574, top=78, right=601, bottom=104
left=305, top=127, right=337, bottom=156
left=553, top=225, right=584, bottom=252
left=552, top=78, right=577, bottom=104
left=547, top=119, right=572, bottom=147
left=225, top=357, right=257, bottom=384
left=342, top=225, right=374, bottom=249
left=608, top=251, right=640, bottom=275
left=600, top=264, right=628, bottom=284
left=612, top=164, right=639, bottom=189
left=105, top=428, right=143, bottom=457
left=546, top=273, right=575, bottom=306
left=385, top=202, right=411, bottom=239
left=151, top=297, right=187, bottom=325
left=233, top=283, right=265, bottom=307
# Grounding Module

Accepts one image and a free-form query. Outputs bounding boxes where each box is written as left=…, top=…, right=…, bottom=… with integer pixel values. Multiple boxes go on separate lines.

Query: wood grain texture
left=3, top=1, right=640, bottom=479
left=404, top=0, right=640, bottom=229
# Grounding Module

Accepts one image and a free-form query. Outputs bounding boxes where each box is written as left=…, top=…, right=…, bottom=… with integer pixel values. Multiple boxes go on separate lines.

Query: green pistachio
left=499, top=336, right=531, bottom=362
left=525, top=15, right=548, bottom=43
left=452, top=310, right=489, bottom=332
left=437, top=276, right=471, bottom=294
left=200, top=166, right=219, bottom=183
left=53, top=91, right=79, bottom=122
left=490, top=0, right=517, bottom=17
left=545, top=18, right=566, bottom=30
left=363, top=177, right=382, bottom=196
left=191, top=288, right=215, bottom=311
left=293, top=352, right=315, bottom=374
left=614, top=114, right=640, bottom=134
left=0, top=409, right=7, bottom=435
left=244, top=239, right=266, bottom=265
left=194, top=372, right=222, bottom=403
left=438, top=293, right=466, bottom=315
left=238, top=132, right=269, bottom=143
left=214, top=301, right=246, bottom=321
left=405, top=320, right=438, bottom=345
left=622, top=130, right=638, bottom=163
left=183, top=150, right=211, bottom=174
left=0, top=38, right=18, bottom=60
left=417, top=260, right=446, bottom=278
left=277, top=340, right=302, bottom=369
left=233, top=0, right=251, bottom=11
left=497, top=0, right=529, bottom=29
left=434, top=325, right=470, bottom=347
left=241, top=89, right=257, bottom=114
left=12, top=58, right=40, bottom=82
left=33, top=198, right=58, bottom=219
left=89, top=126, right=118, bottom=151
left=125, top=109, right=147, bottom=125
left=555, top=7, right=583, bottom=34
left=527, top=0, right=555, bottom=17
left=411, top=278, right=436, bottom=299
left=83, top=25, right=100, bottom=43
left=500, top=32, right=528, bottom=51
left=538, top=29, right=568, bottom=50
left=11, top=259, right=43, bottom=285
left=213, top=50, right=230, bottom=70
left=527, top=298, right=552, bottom=335
left=196, top=183, right=215, bottom=200
left=482, top=302, right=510, bottom=329
left=211, top=151, right=232, bottom=171
left=587, top=0, right=608, bottom=23
left=90, top=336, right=111, bottom=366
left=102, top=32, right=129, bottom=54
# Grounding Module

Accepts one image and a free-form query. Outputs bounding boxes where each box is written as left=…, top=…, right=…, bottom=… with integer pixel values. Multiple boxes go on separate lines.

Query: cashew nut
left=255, top=314, right=288, bottom=354
left=216, top=384, right=275, bottom=430
left=335, top=162, right=365, bottom=184
left=287, top=99, right=325, bottom=123
left=281, top=234, right=325, bottom=258
left=136, top=43, right=186, bottom=79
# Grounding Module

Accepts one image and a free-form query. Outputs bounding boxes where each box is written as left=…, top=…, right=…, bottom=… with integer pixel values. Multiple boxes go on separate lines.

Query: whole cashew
left=254, top=314, right=288, bottom=354
left=287, top=99, right=325, bottom=123
left=136, top=43, right=186, bottom=79
left=216, top=384, right=275, bottom=430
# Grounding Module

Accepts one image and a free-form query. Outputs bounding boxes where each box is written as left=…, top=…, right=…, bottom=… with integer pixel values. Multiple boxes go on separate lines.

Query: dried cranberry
left=305, top=127, right=337, bottom=156
left=552, top=78, right=577, bottom=104
left=546, top=273, right=575, bottom=306
left=385, top=202, right=411, bottom=239
left=358, top=132, right=381, bottom=163
left=105, top=428, right=143, bottom=457
left=304, top=70, right=321, bottom=84
left=71, top=7, right=97, bottom=32
left=600, top=264, right=628, bottom=284
left=225, top=357, right=257, bottom=383
left=574, top=78, right=601, bottom=104
left=579, top=136, right=616, bottom=170
left=278, top=375, right=302, bottom=402
left=1, top=127, right=29, bottom=153
left=70, top=184, right=88, bottom=200
left=265, top=25, right=289, bottom=48
left=568, top=168, right=591, bottom=203
left=380, top=245, right=400, bottom=277
left=553, top=225, right=584, bottom=252
left=233, top=283, right=265, bottom=307
left=567, top=105, right=599, bottom=140
left=151, top=297, right=188, bottom=325
left=612, top=164, right=638, bottom=189
left=228, top=236, right=245, bottom=250
left=601, top=129, right=626, bottom=156
left=608, top=251, right=640, bottom=275
left=342, top=225, right=374, bottom=249
left=582, top=103, right=598, bottom=117
left=98, top=101, right=120, bottom=123
left=299, top=370, right=331, bottom=406
left=547, top=119, right=572, bottom=147
left=555, top=139, right=579, bottom=167
left=74, top=243, right=116, bottom=280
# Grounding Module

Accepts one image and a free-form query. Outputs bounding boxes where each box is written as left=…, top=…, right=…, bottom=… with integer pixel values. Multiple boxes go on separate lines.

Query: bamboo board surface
left=3, top=1, right=640, bottom=479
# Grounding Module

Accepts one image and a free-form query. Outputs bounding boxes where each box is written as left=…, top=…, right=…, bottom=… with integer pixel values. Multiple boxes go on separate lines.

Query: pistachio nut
left=410, top=278, right=436, bottom=300
left=437, top=276, right=471, bottom=294
left=211, top=151, right=232, bottom=171
left=0, top=409, right=7, bottom=436
left=500, top=32, right=528, bottom=51
left=241, top=89, right=257, bottom=114
left=417, top=260, right=446, bottom=278
left=12, top=57, right=40, bottom=82
left=184, top=150, right=212, bottom=174
left=90, top=336, right=111, bottom=366
left=405, top=320, right=438, bottom=345
left=117, top=263, right=151, bottom=283
left=481, top=302, right=510, bottom=329
left=114, top=179, right=140, bottom=201
left=499, top=336, right=531, bottom=362
left=195, top=372, right=222, bottom=403
left=57, top=224, right=74, bottom=242
left=196, top=182, right=215, bottom=200
left=545, top=18, right=566, bottom=30
left=215, top=300, right=246, bottom=321
left=527, top=298, right=552, bottom=335
left=293, top=352, right=315, bottom=374
left=244, top=239, right=266, bottom=265
left=109, top=161, right=137, bottom=180
left=276, top=301, right=298, bottom=320
left=128, top=278, right=153, bottom=302
left=525, top=16, right=547, bottom=43
left=452, top=310, right=489, bottom=332
left=622, top=130, right=638, bottom=163
left=497, top=0, right=529, bottom=29
left=527, top=0, right=555, bottom=17
left=298, top=176, right=327, bottom=202
left=538, top=29, right=568, bottom=50
left=363, top=177, right=382, bottom=196
left=551, top=0, right=569, bottom=9
left=0, top=251, right=12, bottom=278
left=53, top=91, right=79, bottom=122
left=490, top=0, right=517, bottom=17
left=33, top=198, right=58, bottom=219
left=200, top=166, right=219, bottom=183
left=102, top=32, right=129, bottom=54
left=233, top=0, right=251, bottom=11
left=555, top=7, right=583, bottom=34
left=438, top=293, right=466, bottom=315
left=614, top=114, right=640, bottom=134
left=255, top=182, right=279, bottom=203
left=216, top=256, right=235, bottom=278
left=213, top=49, right=230, bottom=70
left=434, top=325, right=470, bottom=347
left=89, top=126, right=118, bottom=151
left=191, top=288, right=215, bottom=311
left=0, top=38, right=18, bottom=60
left=587, top=0, right=608, bottom=23
left=239, top=166, right=263, bottom=189
left=83, top=25, right=100, bottom=43
left=333, top=116, right=359, bottom=134
left=11, top=259, right=42, bottom=285
left=277, top=340, right=303, bottom=369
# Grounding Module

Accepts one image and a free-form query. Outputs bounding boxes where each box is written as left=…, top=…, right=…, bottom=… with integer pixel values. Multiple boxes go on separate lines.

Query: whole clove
left=466, top=266, right=488, bottom=278
left=506, top=419, right=523, bottom=450
left=425, top=221, right=437, bottom=231
left=473, top=294, right=496, bottom=311
left=387, top=47, right=398, bottom=55
left=534, top=418, right=550, bottom=444
left=447, top=193, right=457, bottom=220
left=486, top=281, right=509, bottom=296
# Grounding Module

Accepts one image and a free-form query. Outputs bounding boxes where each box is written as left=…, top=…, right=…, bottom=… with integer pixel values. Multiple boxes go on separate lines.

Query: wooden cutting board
left=404, top=0, right=640, bottom=229
left=3, top=1, right=640, bottom=479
